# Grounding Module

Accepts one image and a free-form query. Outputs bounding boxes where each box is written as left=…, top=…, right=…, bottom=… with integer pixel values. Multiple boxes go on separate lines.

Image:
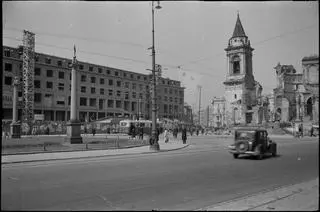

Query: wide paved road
left=2, top=135, right=318, bottom=210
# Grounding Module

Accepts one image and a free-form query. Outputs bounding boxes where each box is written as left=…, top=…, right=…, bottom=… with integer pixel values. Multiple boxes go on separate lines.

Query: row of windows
left=4, top=61, right=181, bottom=86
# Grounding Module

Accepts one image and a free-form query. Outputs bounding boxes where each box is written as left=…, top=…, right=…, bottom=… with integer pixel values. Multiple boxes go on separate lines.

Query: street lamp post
left=149, top=1, right=161, bottom=151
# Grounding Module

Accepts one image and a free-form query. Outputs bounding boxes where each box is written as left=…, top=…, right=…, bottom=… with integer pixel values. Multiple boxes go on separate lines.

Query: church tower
left=223, top=13, right=260, bottom=126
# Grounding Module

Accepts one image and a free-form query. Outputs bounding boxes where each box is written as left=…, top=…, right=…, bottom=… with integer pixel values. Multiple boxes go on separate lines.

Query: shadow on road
left=236, top=154, right=282, bottom=160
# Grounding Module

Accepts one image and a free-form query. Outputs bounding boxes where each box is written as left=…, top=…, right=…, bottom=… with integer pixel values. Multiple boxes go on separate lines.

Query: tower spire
left=232, top=12, right=247, bottom=38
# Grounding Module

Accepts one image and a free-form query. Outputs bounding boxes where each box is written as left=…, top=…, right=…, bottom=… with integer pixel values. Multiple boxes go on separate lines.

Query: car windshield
left=235, top=131, right=255, bottom=140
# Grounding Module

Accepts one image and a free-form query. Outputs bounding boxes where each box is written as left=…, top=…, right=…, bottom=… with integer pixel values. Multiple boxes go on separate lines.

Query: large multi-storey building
left=2, top=45, right=185, bottom=122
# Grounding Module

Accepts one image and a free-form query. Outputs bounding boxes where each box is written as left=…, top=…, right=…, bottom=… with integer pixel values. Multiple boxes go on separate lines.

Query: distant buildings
left=2, top=45, right=186, bottom=122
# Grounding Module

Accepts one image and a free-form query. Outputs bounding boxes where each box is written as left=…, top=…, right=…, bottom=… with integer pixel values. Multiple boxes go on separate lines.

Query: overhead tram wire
left=176, top=23, right=318, bottom=68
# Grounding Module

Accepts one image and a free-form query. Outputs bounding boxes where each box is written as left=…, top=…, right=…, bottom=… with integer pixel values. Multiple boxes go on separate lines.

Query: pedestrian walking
left=298, top=124, right=303, bottom=138
left=139, top=126, right=144, bottom=140
left=92, top=127, right=96, bottom=136
left=164, top=129, right=169, bottom=143
left=131, top=124, right=136, bottom=139
left=310, top=126, right=314, bottom=137
left=182, top=126, right=187, bottom=144
left=46, top=126, right=50, bottom=135
left=84, top=126, right=88, bottom=136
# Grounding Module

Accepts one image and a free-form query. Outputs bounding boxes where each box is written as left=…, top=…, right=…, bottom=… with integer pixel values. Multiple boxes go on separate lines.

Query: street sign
left=34, top=114, right=44, bottom=121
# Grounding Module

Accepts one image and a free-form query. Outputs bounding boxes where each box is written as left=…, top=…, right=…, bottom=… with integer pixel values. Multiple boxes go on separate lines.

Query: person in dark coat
left=182, top=126, right=187, bottom=144
left=92, top=127, right=96, bottom=136
left=46, top=126, right=50, bottom=135
left=139, top=126, right=144, bottom=140
left=310, top=126, right=314, bottom=137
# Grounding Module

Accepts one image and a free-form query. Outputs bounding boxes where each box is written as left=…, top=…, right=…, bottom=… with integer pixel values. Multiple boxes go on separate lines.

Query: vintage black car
left=228, top=127, right=277, bottom=160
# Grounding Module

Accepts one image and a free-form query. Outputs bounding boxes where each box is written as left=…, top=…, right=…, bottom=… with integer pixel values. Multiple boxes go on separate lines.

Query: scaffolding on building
left=22, top=30, right=35, bottom=133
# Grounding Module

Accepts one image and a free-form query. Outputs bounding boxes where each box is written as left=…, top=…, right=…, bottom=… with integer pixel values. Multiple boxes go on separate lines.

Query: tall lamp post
left=149, top=1, right=162, bottom=151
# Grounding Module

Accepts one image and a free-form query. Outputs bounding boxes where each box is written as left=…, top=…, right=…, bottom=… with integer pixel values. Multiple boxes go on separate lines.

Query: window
left=115, top=71, right=119, bottom=76
left=18, top=92, right=22, bottom=97
left=89, top=66, right=93, bottom=72
left=137, top=75, right=141, bottom=80
left=234, top=94, right=237, bottom=99
left=180, top=98, right=183, bottom=104
left=4, top=50, right=11, bottom=57
left=57, top=61, right=62, bottom=67
left=125, top=91, right=129, bottom=100
left=80, top=97, right=87, bottom=106
left=139, top=93, right=143, bottom=99
left=4, top=76, right=12, bottom=85
left=123, top=73, right=127, bottom=77
left=90, top=76, right=96, bottom=83
left=47, top=70, right=53, bottom=77
left=91, top=87, right=96, bottom=94
left=89, top=98, right=96, bottom=107
left=175, top=97, right=178, bottom=103
left=56, top=100, right=65, bottom=105
left=98, top=68, right=102, bottom=73
left=99, top=99, right=104, bottom=110
left=68, top=96, right=71, bottom=105
left=169, top=97, right=173, bottom=102
left=100, top=88, right=104, bottom=95
left=169, top=89, right=172, bottom=94
left=45, top=94, right=52, bottom=98
left=164, top=96, right=168, bottom=101
left=35, top=68, right=41, bottom=76
left=4, top=63, right=12, bottom=72
left=125, top=82, right=130, bottom=88
left=58, top=72, right=64, bottom=79
left=109, top=79, right=113, bottom=86
left=117, top=90, right=121, bottom=97
left=132, top=83, right=136, bottom=90
left=81, top=86, right=86, bottom=93
left=144, top=76, right=147, bottom=81
left=58, top=83, right=64, bottom=91
left=108, top=89, right=113, bottom=96
left=108, top=100, right=114, bottom=108
left=232, top=56, right=241, bottom=74
left=106, top=69, right=111, bottom=75
left=116, top=81, right=121, bottom=87
left=45, top=58, right=51, bottom=64
left=139, top=84, right=143, bottom=90
left=132, top=92, right=136, bottom=98
left=79, top=64, right=84, bottom=70
left=34, top=80, right=41, bottom=88
left=100, top=78, right=105, bottom=84
left=164, top=88, right=167, bottom=94
left=35, top=55, right=39, bottom=62
left=46, top=81, right=53, bottom=89
left=34, top=93, right=42, bottom=102
left=81, top=75, right=86, bottom=82
left=116, top=100, right=122, bottom=108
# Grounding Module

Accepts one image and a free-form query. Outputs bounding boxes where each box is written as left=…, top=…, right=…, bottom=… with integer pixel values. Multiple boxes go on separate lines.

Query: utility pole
left=198, top=85, right=202, bottom=127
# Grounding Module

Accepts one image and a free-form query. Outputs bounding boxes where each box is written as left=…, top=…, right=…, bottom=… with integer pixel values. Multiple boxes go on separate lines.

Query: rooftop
left=231, top=13, right=247, bottom=38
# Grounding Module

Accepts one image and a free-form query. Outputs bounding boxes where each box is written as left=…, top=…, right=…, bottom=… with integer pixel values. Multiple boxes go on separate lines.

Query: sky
left=3, top=1, right=319, bottom=111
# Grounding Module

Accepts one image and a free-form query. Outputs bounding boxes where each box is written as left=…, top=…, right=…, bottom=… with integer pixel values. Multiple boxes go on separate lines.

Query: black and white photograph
left=2, top=1, right=319, bottom=210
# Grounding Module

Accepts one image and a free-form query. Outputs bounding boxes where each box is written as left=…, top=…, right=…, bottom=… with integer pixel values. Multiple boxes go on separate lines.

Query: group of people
left=129, top=124, right=144, bottom=140
left=163, top=127, right=188, bottom=144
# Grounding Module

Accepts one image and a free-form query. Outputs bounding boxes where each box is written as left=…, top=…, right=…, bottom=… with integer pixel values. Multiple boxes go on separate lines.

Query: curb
left=1, top=144, right=190, bottom=164
left=196, top=178, right=318, bottom=211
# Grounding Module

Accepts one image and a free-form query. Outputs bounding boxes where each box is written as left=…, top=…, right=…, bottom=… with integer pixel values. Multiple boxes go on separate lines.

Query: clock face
left=232, top=38, right=242, bottom=46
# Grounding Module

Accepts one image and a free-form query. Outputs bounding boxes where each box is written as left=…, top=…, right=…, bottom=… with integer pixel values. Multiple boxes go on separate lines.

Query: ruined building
left=273, top=55, right=319, bottom=124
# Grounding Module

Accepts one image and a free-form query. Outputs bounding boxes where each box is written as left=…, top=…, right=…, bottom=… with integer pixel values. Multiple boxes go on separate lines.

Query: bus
left=119, top=119, right=163, bottom=135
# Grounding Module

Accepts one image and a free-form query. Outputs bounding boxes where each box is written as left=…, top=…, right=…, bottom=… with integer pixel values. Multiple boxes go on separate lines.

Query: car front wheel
left=233, top=154, right=239, bottom=159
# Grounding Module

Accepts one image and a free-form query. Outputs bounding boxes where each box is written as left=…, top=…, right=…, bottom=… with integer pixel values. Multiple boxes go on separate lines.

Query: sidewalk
left=1, top=136, right=190, bottom=164
left=197, top=178, right=319, bottom=211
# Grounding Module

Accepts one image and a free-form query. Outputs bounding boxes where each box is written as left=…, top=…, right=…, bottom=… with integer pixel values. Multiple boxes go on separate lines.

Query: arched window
left=232, top=55, right=240, bottom=75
